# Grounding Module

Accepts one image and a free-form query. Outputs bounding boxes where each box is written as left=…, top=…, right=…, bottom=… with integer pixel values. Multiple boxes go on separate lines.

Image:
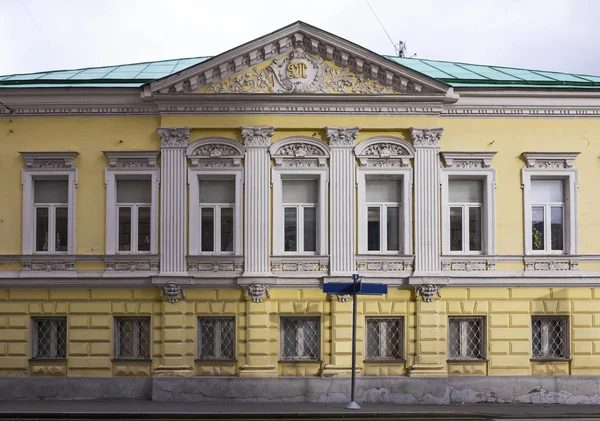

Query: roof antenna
left=365, top=0, right=406, bottom=57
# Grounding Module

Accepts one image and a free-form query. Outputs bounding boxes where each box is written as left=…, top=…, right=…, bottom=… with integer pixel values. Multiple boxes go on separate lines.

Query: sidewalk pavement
left=1, top=401, right=600, bottom=420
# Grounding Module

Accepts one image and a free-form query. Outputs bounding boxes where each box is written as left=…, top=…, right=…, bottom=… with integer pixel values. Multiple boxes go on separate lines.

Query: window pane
left=449, top=180, right=482, bottom=203
left=284, top=208, right=297, bottom=252
left=303, top=207, right=317, bottom=252
left=531, top=179, right=563, bottom=203
left=55, top=207, right=68, bottom=252
left=118, top=207, right=132, bottom=251
left=282, top=180, right=318, bottom=203
left=449, top=207, right=463, bottom=251
left=366, top=179, right=401, bottom=203
left=532, top=206, right=545, bottom=251
left=221, top=208, right=234, bottom=252
left=117, top=180, right=151, bottom=203
left=387, top=207, right=400, bottom=251
left=367, top=207, right=380, bottom=251
left=34, top=180, right=68, bottom=203
left=199, top=179, right=235, bottom=203
left=35, top=207, right=49, bottom=252
left=138, top=207, right=151, bottom=252
left=551, top=206, right=564, bottom=251
left=468, top=207, right=482, bottom=252
left=199, top=319, right=216, bottom=358
left=201, top=208, right=214, bottom=252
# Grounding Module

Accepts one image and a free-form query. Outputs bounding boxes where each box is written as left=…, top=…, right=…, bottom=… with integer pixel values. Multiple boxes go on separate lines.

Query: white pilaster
left=157, top=127, right=190, bottom=275
left=241, top=126, right=274, bottom=278
left=326, top=127, right=359, bottom=276
left=411, top=127, right=444, bottom=275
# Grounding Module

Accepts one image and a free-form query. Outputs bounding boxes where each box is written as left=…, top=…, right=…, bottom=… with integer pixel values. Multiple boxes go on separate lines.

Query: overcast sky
left=1, top=0, right=599, bottom=77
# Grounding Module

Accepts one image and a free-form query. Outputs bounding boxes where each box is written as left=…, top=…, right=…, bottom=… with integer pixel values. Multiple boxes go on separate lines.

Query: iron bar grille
left=198, top=317, right=235, bottom=360
left=366, top=317, right=403, bottom=360
left=115, top=317, right=150, bottom=359
left=32, top=318, right=67, bottom=359
left=448, top=317, right=485, bottom=360
left=532, top=316, right=569, bottom=359
left=281, top=317, right=320, bottom=361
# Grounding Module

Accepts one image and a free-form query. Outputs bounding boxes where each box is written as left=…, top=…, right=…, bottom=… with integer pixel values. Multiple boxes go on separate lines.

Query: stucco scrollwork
left=187, top=138, right=245, bottom=168
left=410, top=127, right=444, bottom=148
left=325, top=126, right=359, bottom=147
left=245, top=283, right=270, bottom=303
left=521, top=152, right=580, bottom=169
left=416, top=284, right=442, bottom=302
left=157, top=127, right=191, bottom=148
left=160, top=281, right=186, bottom=303
left=241, top=126, right=275, bottom=147
left=21, top=152, right=79, bottom=170
left=354, top=137, right=414, bottom=168
left=270, top=138, right=329, bottom=168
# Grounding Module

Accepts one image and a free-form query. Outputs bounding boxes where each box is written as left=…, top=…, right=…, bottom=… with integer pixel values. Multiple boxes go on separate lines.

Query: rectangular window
left=365, top=179, right=401, bottom=253
left=530, top=179, right=564, bottom=252
left=282, top=180, right=318, bottom=253
left=198, top=317, right=235, bottom=360
left=366, top=317, right=403, bottom=360
left=532, top=316, right=569, bottom=359
left=116, top=180, right=152, bottom=253
left=281, top=317, right=320, bottom=361
left=34, top=180, right=69, bottom=253
left=448, top=180, right=483, bottom=253
left=31, top=318, right=67, bottom=360
left=448, top=317, right=485, bottom=360
left=199, top=179, right=236, bottom=254
left=115, top=317, right=151, bottom=360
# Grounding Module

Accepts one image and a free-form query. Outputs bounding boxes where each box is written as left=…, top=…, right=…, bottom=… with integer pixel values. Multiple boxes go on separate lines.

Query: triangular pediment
left=146, top=21, right=451, bottom=96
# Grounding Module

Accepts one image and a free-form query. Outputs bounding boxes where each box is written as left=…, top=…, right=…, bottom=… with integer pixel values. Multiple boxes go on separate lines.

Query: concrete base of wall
left=2, top=376, right=600, bottom=404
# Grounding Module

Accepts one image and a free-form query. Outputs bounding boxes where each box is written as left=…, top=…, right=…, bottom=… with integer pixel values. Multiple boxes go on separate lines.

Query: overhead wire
left=365, top=0, right=402, bottom=56
left=18, top=0, right=65, bottom=68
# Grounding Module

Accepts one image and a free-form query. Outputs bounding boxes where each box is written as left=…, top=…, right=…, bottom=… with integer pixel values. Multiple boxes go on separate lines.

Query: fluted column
left=411, top=127, right=444, bottom=275
left=157, top=127, right=190, bottom=276
left=241, top=126, right=274, bottom=278
left=326, top=127, right=359, bottom=277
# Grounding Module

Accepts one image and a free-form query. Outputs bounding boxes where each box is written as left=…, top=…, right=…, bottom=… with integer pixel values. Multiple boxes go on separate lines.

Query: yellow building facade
left=2, top=22, right=600, bottom=402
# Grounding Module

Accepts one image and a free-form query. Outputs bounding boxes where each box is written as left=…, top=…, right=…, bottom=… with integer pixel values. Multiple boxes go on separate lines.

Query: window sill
left=278, top=360, right=322, bottom=363
left=29, top=358, right=67, bottom=362
left=530, top=358, right=572, bottom=362
left=447, top=359, right=488, bottom=363
left=111, top=358, right=152, bottom=363
left=195, top=359, right=237, bottom=363
left=363, top=359, right=406, bottom=364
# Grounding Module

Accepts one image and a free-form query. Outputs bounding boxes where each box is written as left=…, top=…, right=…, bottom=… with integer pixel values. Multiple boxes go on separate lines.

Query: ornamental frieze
left=199, top=47, right=401, bottom=95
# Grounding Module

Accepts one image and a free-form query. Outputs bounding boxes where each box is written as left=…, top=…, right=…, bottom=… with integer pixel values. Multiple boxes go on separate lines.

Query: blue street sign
left=322, top=282, right=387, bottom=295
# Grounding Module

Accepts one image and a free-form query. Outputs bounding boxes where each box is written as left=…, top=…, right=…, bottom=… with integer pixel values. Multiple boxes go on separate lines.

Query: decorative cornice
left=240, top=126, right=275, bottom=147
left=521, top=152, right=580, bottom=169
left=244, top=282, right=270, bottom=303
left=325, top=126, right=359, bottom=147
left=20, top=152, right=78, bottom=169
left=186, top=138, right=244, bottom=168
left=415, top=284, right=442, bottom=302
left=441, top=152, right=497, bottom=169
left=410, top=127, right=444, bottom=148
left=157, top=127, right=191, bottom=148
left=103, top=151, right=159, bottom=169
left=160, top=281, right=186, bottom=303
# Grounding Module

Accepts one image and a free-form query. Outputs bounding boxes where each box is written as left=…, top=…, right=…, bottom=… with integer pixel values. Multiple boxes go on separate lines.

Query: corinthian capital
left=241, top=126, right=275, bottom=147
left=410, top=127, right=444, bottom=148
left=325, top=126, right=359, bottom=147
left=157, top=127, right=191, bottom=148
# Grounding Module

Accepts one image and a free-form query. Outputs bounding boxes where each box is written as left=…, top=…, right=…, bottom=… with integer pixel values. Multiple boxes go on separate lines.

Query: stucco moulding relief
left=521, top=152, right=580, bottom=169
left=441, top=259, right=496, bottom=272
left=354, top=137, right=415, bottom=168
left=410, top=127, right=444, bottom=148
left=103, top=151, right=159, bottom=169
left=356, top=257, right=414, bottom=272
left=269, top=138, right=329, bottom=168
left=20, top=152, right=79, bottom=169
left=186, top=138, right=245, bottom=168
left=440, top=152, right=497, bottom=169
left=157, top=127, right=191, bottom=148
left=241, top=126, right=275, bottom=147
left=271, top=257, right=329, bottom=273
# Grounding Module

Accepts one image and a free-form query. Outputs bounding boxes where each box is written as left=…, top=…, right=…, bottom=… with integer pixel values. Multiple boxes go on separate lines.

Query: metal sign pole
left=345, top=274, right=361, bottom=410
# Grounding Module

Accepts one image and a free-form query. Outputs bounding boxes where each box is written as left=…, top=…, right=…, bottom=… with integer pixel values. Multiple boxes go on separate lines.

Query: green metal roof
left=2, top=54, right=600, bottom=89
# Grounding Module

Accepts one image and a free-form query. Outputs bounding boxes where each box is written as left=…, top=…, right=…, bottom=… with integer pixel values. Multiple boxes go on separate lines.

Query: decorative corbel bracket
left=160, top=281, right=186, bottom=303
left=245, top=282, right=271, bottom=303
left=416, top=284, right=442, bottom=302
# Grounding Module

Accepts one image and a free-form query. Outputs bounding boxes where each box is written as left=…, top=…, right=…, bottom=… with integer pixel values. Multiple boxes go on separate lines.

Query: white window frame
left=441, top=152, right=497, bottom=256
left=20, top=152, right=78, bottom=255
left=521, top=152, right=579, bottom=256
left=187, top=138, right=245, bottom=256
left=357, top=171, right=411, bottom=255
left=104, top=152, right=160, bottom=255
left=273, top=171, right=328, bottom=256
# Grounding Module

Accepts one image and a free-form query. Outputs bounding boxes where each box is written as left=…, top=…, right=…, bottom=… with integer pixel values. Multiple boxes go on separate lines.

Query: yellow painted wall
left=1, top=287, right=600, bottom=377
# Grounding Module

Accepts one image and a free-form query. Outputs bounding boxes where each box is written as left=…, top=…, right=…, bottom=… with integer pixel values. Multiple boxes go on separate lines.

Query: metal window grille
left=366, top=317, right=403, bottom=360
left=281, top=317, right=320, bottom=361
left=32, top=318, right=67, bottom=359
left=115, top=317, right=150, bottom=359
left=198, top=317, right=235, bottom=360
left=532, top=316, right=569, bottom=359
left=448, top=317, right=485, bottom=360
